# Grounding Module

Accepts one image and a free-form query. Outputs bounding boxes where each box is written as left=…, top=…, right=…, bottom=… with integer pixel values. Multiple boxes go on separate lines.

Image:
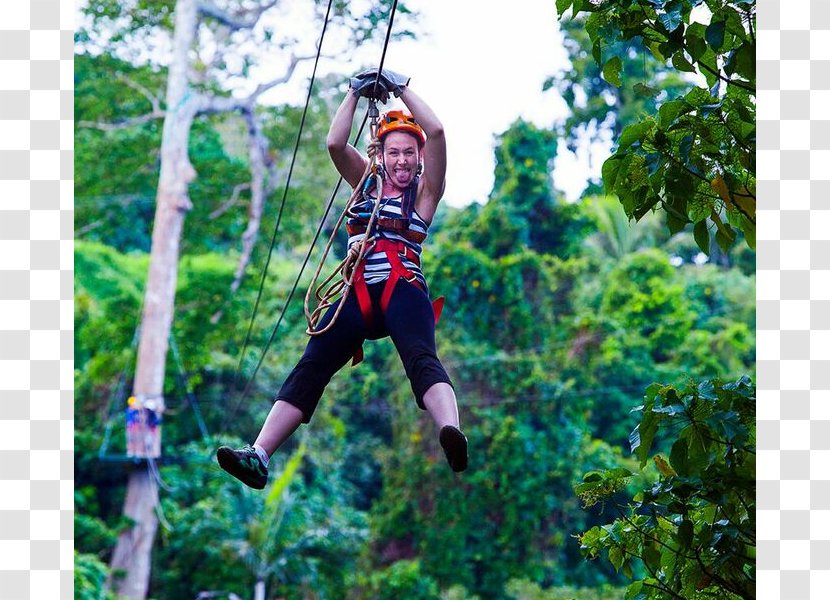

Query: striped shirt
left=347, top=194, right=429, bottom=287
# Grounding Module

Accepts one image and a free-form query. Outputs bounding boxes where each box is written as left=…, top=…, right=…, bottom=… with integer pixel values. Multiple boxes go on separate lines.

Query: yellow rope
left=304, top=138, right=384, bottom=335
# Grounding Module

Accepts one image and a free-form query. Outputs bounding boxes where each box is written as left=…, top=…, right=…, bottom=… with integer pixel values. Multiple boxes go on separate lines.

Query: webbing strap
left=349, top=239, right=443, bottom=366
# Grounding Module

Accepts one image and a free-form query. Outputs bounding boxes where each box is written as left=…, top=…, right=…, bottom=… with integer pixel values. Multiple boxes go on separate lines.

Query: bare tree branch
left=197, top=0, right=279, bottom=31
left=195, top=52, right=317, bottom=115
left=78, top=111, right=166, bottom=131
left=210, top=108, right=281, bottom=323
left=116, top=73, right=164, bottom=115
left=76, top=219, right=105, bottom=237
left=209, top=182, right=251, bottom=220
left=230, top=109, right=277, bottom=293
left=78, top=73, right=166, bottom=131
left=250, top=53, right=321, bottom=98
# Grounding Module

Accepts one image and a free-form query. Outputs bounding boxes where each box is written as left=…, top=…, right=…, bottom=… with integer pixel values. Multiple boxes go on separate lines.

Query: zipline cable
left=230, top=115, right=370, bottom=418
left=169, top=334, right=210, bottom=441
left=234, top=0, right=336, bottom=388
left=371, top=0, right=399, bottom=95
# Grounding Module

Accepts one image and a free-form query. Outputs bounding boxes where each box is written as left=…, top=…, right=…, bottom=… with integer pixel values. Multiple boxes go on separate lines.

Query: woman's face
left=382, top=131, right=420, bottom=189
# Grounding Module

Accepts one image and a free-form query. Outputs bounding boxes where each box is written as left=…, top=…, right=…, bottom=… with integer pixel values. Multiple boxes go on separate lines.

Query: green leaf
left=653, top=404, right=685, bottom=416
left=677, top=519, right=694, bottom=549
left=602, top=56, right=623, bottom=86
left=583, top=471, right=603, bottom=483
left=647, top=41, right=666, bottom=62
left=608, top=467, right=634, bottom=479
left=657, top=101, right=686, bottom=132
left=609, top=546, right=625, bottom=571
left=715, top=221, right=737, bottom=251
left=693, top=219, right=710, bottom=253
left=744, top=218, right=756, bottom=249
left=572, top=0, right=583, bottom=18
left=633, top=194, right=661, bottom=220
left=556, top=0, right=573, bottom=18
left=734, top=42, right=756, bottom=83
left=669, top=437, right=692, bottom=476
left=658, top=6, right=683, bottom=33
left=686, top=23, right=707, bottom=60
left=667, top=212, right=687, bottom=234
left=672, top=52, right=697, bottom=73
left=634, top=82, right=661, bottom=98
left=632, top=411, right=660, bottom=467
left=641, top=546, right=661, bottom=571
left=705, top=20, right=726, bottom=52
left=618, top=120, right=654, bottom=151
left=602, top=155, right=624, bottom=193
left=697, top=379, right=717, bottom=400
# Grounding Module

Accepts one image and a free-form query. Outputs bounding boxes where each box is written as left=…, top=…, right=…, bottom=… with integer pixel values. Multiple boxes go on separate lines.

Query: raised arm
left=326, top=89, right=369, bottom=189
left=399, top=87, right=447, bottom=214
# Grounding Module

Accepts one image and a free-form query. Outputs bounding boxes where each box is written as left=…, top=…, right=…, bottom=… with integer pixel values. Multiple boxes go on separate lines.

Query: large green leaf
left=603, top=56, right=623, bottom=86
left=657, top=98, right=687, bottom=129
left=705, top=20, right=726, bottom=52
left=658, top=5, right=683, bottom=33
left=602, top=154, right=625, bottom=192
left=618, top=120, right=654, bottom=151
left=671, top=52, right=697, bottom=73
left=693, top=219, right=710, bottom=253
left=685, top=23, right=708, bottom=60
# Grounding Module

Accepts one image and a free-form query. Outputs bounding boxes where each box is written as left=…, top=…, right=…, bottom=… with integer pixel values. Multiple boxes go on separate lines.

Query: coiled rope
left=303, top=114, right=384, bottom=335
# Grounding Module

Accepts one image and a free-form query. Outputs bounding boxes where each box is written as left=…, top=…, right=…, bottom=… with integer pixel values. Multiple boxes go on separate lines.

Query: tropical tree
left=444, top=119, right=590, bottom=260
left=549, top=15, right=690, bottom=194
left=555, top=0, right=756, bottom=252
left=575, top=376, right=755, bottom=600
left=581, top=195, right=661, bottom=260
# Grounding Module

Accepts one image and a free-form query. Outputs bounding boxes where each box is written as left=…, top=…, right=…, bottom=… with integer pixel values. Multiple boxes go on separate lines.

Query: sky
left=260, top=0, right=603, bottom=207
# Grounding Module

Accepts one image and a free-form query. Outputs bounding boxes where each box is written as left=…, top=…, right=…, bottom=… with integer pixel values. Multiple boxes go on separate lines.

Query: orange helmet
left=377, top=110, right=426, bottom=146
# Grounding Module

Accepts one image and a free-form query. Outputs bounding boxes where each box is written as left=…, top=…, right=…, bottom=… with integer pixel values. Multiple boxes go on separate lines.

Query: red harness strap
left=349, top=238, right=444, bottom=366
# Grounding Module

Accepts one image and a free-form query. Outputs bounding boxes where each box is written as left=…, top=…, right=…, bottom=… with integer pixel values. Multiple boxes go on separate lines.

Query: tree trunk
left=109, top=0, right=199, bottom=597
left=254, top=579, right=266, bottom=600
left=107, top=470, right=160, bottom=599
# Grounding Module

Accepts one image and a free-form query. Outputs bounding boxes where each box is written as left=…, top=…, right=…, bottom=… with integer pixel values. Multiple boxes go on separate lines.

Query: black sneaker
left=439, top=425, right=468, bottom=473
left=216, top=445, right=268, bottom=489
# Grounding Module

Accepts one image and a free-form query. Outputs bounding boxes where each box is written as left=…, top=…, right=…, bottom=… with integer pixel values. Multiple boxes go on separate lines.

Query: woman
left=217, top=70, right=467, bottom=489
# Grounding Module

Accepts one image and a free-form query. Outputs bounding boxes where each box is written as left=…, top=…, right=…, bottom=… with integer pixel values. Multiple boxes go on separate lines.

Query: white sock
left=252, top=444, right=270, bottom=467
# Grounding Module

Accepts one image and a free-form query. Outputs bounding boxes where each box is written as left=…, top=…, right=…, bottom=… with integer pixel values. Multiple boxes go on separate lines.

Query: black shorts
left=276, top=280, right=453, bottom=423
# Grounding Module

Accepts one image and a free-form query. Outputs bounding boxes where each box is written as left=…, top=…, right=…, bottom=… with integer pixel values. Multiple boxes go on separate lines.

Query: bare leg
left=422, top=382, right=460, bottom=430
left=424, top=382, right=467, bottom=472
left=253, top=400, right=305, bottom=457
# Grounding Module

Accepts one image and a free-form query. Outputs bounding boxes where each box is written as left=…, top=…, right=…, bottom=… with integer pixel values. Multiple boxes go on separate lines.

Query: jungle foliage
left=576, top=376, right=755, bottom=600
left=555, top=0, right=756, bottom=253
